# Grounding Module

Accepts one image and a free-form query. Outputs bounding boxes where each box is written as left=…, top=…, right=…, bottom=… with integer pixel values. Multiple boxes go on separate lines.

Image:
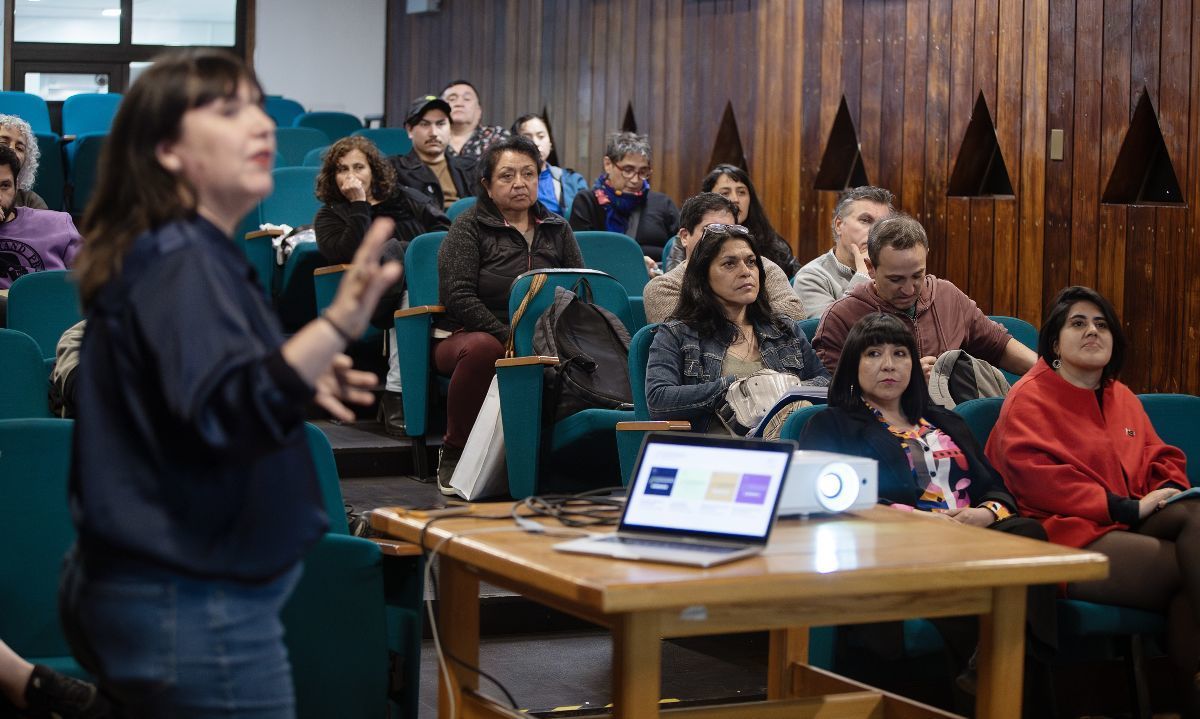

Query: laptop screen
left=620, top=433, right=795, bottom=543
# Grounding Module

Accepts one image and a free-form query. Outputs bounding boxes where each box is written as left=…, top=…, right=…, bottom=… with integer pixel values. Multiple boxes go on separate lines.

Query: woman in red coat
left=987, top=286, right=1198, bottom=690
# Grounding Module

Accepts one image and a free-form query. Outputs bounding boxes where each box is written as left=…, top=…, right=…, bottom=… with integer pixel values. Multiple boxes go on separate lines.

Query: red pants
left=433, top=330, right=504, bottom=449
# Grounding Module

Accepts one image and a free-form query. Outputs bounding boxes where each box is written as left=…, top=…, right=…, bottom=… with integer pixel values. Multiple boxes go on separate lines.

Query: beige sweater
left=643, top=257, right=807, bottom=324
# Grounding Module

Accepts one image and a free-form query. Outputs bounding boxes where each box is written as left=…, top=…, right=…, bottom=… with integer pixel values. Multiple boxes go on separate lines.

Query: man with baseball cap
left=391, top=95, right=478, bottom=210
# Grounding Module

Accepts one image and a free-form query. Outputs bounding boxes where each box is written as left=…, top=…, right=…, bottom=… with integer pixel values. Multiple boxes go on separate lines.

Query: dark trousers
left=433, top=330, right=504, bottom=449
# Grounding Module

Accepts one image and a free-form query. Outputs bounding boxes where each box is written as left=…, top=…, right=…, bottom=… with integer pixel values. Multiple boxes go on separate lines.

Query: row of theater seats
left=0, top=415, right=423, bottom=718
left=0, top=90, right=390, bottom=211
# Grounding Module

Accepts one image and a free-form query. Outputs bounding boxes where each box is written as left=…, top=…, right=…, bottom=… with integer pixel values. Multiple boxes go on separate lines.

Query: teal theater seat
left=799, top=317, right=820, bottom=342
left=293, top=111, right=362, bottom=143
left=497, top=268, right=636, bottom=498
left=988, top=315, right=1037, bottom=385
left=61, top=93, right=121, bottom=137
left=7, top=269, right=82, bottom=360
left=0, top=329, right=52, bottom=418
left=393, top=231, right=450, bottom=478
left=275, top=126, right=330, bottom=168
left=302, top=145, right=329, bottom=167
left=1138, top=393, right=1200, bottom=485
left=264, top=96, right=305, bottom=127
left=0, top=91, right=52, bottom=134
left=0, top=418, right=87, bottom=678
left=353, top=127, right=413, bottom=156
left=32, top=132, right=65, bottom=210
left=445, top=195, right=475, bottom=220
left=574, top=230, right=651, bottom=329
left=65, top=132, right=106, bottom=214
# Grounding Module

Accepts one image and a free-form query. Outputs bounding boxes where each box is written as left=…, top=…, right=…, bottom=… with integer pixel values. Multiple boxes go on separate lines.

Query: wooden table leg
left=976, top=585, right=1027, bottom=719
left=437, top=556, right=480, bottom=719
left=767, top=627, right=809, bottom=699
left=613, top=612, right=660, bottom=719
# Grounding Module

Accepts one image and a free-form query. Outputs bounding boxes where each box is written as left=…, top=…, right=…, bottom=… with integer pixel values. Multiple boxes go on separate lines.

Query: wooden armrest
left=615, top=420, right=692, bottom=431
left=314, top=264, right=352, bottom=277
left=495, top=355, right=559, bottom=368
left=368, top=537, right=423, bottom=557
left=393, top=305, right=445, bottom=318
left=245, top=228, right=285, bottom=240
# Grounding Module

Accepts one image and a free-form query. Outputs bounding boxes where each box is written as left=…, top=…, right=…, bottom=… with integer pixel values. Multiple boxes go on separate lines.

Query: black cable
left=515, top=487, right=626, bottom=528
left=417, top=512, right=523, bottom=712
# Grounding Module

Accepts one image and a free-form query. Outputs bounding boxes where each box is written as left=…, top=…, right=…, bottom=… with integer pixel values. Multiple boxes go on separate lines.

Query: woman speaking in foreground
left=61, top=49, right=399, bottom=717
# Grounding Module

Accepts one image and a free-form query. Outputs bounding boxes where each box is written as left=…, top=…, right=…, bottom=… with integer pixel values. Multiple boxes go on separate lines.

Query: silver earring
left=1052, top=359, right=1062, bottom=369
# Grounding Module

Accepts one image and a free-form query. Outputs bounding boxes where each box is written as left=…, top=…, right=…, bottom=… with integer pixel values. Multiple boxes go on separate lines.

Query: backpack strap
left=505, top=272, right=547, bottom=358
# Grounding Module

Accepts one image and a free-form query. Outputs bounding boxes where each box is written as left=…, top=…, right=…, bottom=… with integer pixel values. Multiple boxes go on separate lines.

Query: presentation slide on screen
left=623, top=443, right=789, bottom=537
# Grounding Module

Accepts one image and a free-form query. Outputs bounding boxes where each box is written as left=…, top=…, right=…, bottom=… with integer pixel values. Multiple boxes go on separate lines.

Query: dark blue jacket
left=71, top=215, right=327, bottom=583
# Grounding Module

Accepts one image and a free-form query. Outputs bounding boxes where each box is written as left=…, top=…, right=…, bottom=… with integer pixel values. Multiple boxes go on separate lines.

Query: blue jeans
left=60, top=546, right=303, bottom=718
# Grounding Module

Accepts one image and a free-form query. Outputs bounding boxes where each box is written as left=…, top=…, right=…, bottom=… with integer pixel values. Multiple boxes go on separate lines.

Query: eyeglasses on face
left=614, top=163, right=652, bottom=180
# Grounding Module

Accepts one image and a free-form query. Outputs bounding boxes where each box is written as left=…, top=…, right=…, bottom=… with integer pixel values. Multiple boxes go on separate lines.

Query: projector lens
left=818, top=473, right=842, bottom=498
left=816, top=462, right=860, bottom=512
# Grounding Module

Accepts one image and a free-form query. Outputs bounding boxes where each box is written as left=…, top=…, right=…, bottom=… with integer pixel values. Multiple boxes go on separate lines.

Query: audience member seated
left=569, top=131, right=679, bottom=261
left=799, top=312, right=1053, bottom=686
left=646, top=222, right=828, bottom=434
left=434, top=135, right=583, bottom=491
left=511, top=113, right=586, bottom=216
left=392, top=95, right=477, bottom=210
left=794, top=185, right=894, bottom=319
left=0, top=145, right=82, bottom=291
left=314, top=135, right=450, bottom=436
left=987, top=286, right=1200, bottom=695
left=644, top=192, right=805, bottom=324
left=0, top=114, right=47, bottom=209
left=813, top=213, right=1035, bottom=379
left=0, top=636, right=107, bottom=717
left=442, top=80, right=512, bottom=160
left=663, top=164, right=799, bottom=278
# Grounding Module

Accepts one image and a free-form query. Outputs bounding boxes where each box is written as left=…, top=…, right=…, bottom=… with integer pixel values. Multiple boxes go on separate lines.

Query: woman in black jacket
left=314, top=135, right=449, bottom=435
left=314, top=135, right=448, bottom=266
left=797, top=313, right=1053, bottom=686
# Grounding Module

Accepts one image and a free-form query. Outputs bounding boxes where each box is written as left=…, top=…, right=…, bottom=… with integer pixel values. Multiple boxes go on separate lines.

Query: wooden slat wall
left=385, top=0, right=1200, bottom=394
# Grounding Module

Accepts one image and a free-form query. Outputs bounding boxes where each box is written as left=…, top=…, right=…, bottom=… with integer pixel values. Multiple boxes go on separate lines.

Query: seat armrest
left=495, top=355, right=559, bottom=368
left=368, top=537, right=423, bottom=557
left=615, top=420, right=692, bottom=431
left=393, top=305, right=445, bottom=319
left=314, top=264, right=351, bottom=277
left=245, top=228, right=285, bottom=240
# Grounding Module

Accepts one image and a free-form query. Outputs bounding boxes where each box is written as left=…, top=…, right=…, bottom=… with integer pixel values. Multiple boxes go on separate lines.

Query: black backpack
left=531, top=281, right=634, bottom=423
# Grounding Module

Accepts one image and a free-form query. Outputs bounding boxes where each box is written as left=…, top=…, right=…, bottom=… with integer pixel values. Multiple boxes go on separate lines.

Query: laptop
left=554, top=432, right=795, bottom=567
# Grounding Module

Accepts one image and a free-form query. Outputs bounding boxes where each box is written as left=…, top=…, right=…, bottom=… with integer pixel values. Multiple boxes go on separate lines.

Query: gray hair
left=831, top=185, right=894, bottom=240
left=604, top=131, right=651, bottom=165
left=866, top=212, right=929, bottom=267
left=0, top=114, right=39, bottom=190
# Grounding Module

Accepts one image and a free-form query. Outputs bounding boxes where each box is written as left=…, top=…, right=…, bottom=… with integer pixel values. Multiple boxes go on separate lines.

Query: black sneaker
left=437, top=445, right=464, bottom=496
left=24, top=665, right=110, bottom=718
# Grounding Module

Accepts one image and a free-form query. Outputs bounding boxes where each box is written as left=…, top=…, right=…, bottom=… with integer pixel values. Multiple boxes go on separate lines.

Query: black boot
left=23, top=665, right=109, bottom=718
left=378, top=390, right=406, bottom=437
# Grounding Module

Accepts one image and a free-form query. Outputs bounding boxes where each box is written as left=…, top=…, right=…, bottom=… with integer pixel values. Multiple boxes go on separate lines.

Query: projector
left=777, top=450, right=878, bottom=516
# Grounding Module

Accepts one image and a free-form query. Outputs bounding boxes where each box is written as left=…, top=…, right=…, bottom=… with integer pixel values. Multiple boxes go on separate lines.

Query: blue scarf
left=592, top=174, right=648, bottom=235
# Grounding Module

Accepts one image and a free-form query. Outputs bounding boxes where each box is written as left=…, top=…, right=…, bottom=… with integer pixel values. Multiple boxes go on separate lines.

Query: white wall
left=254, top=0, right=386, bottom=122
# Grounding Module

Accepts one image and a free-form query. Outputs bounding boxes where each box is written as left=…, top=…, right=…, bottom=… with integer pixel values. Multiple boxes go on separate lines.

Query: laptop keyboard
left=597, top=536, right=743, bottom=554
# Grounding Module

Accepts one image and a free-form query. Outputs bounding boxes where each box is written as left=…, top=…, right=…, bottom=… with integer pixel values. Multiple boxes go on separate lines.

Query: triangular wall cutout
left=814, top=97, right=869, bottom=191
left=620, top=102, right=638, bottom=133
left=708, top=101, right=748, bottom=170
left=1102, top=88, right=1186, bottom=206
left=541, top=105, right=560, bottom=168
left=947, top=92, right=1014, bottom=197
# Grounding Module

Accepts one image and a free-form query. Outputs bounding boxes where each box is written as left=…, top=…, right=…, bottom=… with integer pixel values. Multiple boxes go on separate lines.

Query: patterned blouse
left=867, top=403, right=975, bottom=512
left=447, top=124, right=512, bottom=160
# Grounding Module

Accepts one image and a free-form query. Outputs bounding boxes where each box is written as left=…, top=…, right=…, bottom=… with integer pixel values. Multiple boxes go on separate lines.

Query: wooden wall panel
left=384, top=0, right=1200, bottom=394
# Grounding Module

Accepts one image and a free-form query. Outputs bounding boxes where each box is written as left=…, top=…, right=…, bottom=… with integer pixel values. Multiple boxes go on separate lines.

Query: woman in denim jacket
left=646, top=223, right=828, bottom=433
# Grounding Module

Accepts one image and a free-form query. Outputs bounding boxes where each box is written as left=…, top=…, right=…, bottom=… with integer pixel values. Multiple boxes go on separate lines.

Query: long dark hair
left=829, top=313, right=927, bottom=423
left=701, top=164, right=789, bottom=271
left=670, top=226, right=781, bottom=342
left=1039, top=286, right=1127, bottom=383
left=511, top=113, right=560, bottom=167
left=315, top=135, right=397, bottom=205
left=76, top=49, right=262, bottom=307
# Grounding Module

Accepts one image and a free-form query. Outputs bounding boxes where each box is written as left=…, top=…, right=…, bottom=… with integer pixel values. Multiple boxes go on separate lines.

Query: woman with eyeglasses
left=568, top=130, right=679, bottom=261
left=433, top=135, right=583, bottom=492
left=645, top=223, right=828, bottom=434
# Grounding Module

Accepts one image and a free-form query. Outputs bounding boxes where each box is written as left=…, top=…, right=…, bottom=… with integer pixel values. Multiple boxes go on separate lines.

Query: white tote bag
left=448, top=375, right=508, bottom=500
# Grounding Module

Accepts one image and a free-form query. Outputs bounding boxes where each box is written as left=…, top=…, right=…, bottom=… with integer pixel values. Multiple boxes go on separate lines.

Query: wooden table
left=371, top=504, right=1107, bottom=719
